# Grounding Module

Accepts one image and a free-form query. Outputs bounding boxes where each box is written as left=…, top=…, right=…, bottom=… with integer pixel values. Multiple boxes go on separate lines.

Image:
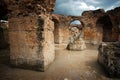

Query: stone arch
left=70, top=19, right=84, bottom=26
left=66, top=18, right=86, bottom=50
left=69, top=19, right=84, bottom=31
left=96, top=15, right=114, bottom=42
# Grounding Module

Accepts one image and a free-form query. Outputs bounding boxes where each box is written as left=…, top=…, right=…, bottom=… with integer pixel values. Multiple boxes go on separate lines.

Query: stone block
left=9, top=16, right=55, bottom=71
left=98, top=42, right=120, bottom=77
left=67, top=37, right=86, bottom=51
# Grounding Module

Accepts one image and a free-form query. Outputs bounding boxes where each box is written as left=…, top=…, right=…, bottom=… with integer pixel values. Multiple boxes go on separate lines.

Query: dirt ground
left=0, top=44, right=120, bottom=80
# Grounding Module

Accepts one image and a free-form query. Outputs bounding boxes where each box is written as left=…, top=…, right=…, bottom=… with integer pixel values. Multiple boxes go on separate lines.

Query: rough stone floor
left=0, top=45, right=120, bottom=80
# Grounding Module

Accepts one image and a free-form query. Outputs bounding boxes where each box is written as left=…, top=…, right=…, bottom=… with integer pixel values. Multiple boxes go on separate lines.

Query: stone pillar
left=9, top=15, right=55, bottom=71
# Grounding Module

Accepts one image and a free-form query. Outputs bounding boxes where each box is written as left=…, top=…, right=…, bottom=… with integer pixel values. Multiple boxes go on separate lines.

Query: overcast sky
left=54, top=0, right=120, bottom=16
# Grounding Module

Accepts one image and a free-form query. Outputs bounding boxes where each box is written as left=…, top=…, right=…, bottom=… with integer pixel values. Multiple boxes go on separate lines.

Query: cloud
left=54, top=0, right=99, bottom=16
left=115, top=0, right=120, bottom=5
left=77, top=2, right=99, bottom=10
left=106, top=6, right=115, bottom=11
left=105, top=0, right=120, bottom=11
left=54, top=0, right=120, bottom=16
left=85, top=0, right=101, bottom=4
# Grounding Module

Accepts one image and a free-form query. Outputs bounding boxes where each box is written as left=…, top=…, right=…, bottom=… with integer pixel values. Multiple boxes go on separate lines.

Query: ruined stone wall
left=52, top=12, right=103, bottom=46
left=52, top=11, right=105, bottom=46
left=3, top=0, right=55, bottom=17
left=98, top=42, right=120, bottom=77
left=9, top=14, right=55, bottom=71
left=41, top=16, right=55, bottom=68
left=53, top=7, right=120, bottom=47
left=81, top=9, right=105, bottom=45
left=53, top=10, right=105, bottom=45
left=54, top=25, right=70, bottom=44
left=81, top=7, right=120, bottom=43
left=9, top=16, right=41, bottom=70
left=107, top=7, right=120, bottom=41
left=5, top=0, right=56, bottom=71
left=84, top=27, right=102, bottom=44
left=52, top=14, right=71, bottom=44
left=62, top=26, right=71, bottom=44
left=54, top=26, right=65, bottom=44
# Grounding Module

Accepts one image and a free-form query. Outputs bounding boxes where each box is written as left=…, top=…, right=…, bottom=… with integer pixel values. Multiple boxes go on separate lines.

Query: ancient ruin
left=98, top=42, right=120, bottom=77
left=0, top=0, right=120, bottom=79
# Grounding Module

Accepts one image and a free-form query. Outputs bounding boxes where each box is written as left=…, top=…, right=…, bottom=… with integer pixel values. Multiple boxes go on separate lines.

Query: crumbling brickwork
left=6, top=0, right=56, bottom=71
left=52, top=7, right=120, bottom=46
left=1, top=0, right=120, bottom=72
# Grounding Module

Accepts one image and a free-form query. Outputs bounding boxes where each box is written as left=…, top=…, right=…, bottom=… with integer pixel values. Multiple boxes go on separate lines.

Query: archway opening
left=96, top=15, right=114, bottom=42
left=67, top=20, right=86, bottom=50
left=69, top=20, right=83, bottom=31
left=70, top=20, right=81, bottom=25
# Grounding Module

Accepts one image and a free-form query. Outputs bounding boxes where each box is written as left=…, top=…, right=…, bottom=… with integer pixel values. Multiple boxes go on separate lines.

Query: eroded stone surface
left=98, top=42, right=120, bottom=77
left=107, top=7, right=120, bottom=41
left=4, top=0, right=56, bottom=71
left=0, top=0, right=120, bottom=73
left=52, top=7, right=120, bottom=45
left=9, top=14, right=55, bottom=71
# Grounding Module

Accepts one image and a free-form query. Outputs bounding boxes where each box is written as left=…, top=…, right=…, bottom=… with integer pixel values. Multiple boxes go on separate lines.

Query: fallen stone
left=67, top=26, right=86, bottom=51
left=67, top=37, right=86, bottom=51
left=98, top=42, right=120, bottom=77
